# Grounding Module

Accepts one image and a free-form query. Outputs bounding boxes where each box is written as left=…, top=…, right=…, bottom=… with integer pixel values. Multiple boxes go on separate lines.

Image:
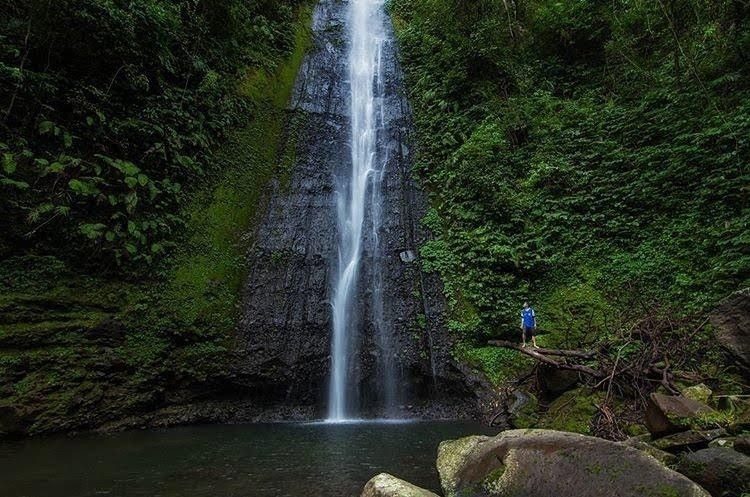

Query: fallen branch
left=488, top=340, right=596, bottom=359
left=487, top=340, right=605, bottom=378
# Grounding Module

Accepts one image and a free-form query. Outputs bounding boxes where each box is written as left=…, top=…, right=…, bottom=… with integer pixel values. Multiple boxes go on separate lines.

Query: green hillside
left=389, top=0, right=749, bottom=384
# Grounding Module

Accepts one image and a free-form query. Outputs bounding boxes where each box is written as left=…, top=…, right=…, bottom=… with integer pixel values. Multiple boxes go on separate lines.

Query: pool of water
left=0, top=420, right=496, bottom=497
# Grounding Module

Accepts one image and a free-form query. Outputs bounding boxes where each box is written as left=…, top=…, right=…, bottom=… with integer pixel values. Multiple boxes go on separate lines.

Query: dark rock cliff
left=234, top=0, right=475, bottom=417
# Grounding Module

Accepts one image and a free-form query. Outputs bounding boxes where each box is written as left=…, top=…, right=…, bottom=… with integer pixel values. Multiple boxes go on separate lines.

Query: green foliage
left=458, top=344, right=534, bottom=385
left=0, top=1, right=314, bottom=434
left=390, top=0, right=750, bottom=357
left=0, top=0, right=305, bottom=268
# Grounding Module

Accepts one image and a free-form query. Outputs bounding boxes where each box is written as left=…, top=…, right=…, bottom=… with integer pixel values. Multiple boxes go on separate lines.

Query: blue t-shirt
left=521, top=307, right=536, bottom=328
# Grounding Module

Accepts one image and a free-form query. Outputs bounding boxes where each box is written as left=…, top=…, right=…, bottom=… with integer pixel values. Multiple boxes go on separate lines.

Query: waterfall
left=328, top=0, right=390, bottom=421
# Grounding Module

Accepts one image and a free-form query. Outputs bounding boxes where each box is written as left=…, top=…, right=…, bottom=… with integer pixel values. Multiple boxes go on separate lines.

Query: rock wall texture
left=235, top=0, right=472, bottom=416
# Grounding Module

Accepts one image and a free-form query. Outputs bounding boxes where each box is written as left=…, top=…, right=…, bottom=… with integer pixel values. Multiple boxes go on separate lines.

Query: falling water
left=328, top=0, right=389, bottom=421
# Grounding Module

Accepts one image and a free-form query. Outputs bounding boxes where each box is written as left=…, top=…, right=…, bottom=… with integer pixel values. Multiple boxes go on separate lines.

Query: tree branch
left=487, top=340, right=605, bottom=378
left=488, top=340, right=597, bottom=359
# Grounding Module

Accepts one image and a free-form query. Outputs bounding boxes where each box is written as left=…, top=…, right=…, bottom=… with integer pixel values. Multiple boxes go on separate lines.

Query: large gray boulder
left=361, top=474, right=440, bottom=497
left=710, top=289, right=750, bottom=377
left=437, top=429, right=710, bottom=497
left=676, top=447, right=750, bottom=497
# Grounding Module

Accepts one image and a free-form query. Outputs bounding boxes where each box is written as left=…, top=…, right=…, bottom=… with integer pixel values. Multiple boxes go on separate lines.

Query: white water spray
left=328, top=0, right=387, bottom=421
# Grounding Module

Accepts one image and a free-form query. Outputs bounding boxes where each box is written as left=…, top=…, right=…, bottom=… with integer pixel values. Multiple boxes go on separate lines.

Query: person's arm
left=532, top=309, right=537, bottom=328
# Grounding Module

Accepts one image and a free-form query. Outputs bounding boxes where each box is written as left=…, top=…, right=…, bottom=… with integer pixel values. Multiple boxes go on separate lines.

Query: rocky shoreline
left=363, top=427, right=750, bottom=497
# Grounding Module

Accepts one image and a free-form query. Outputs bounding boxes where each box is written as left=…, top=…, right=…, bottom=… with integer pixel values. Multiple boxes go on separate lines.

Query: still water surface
left=0, top=420, right=496, bottom=497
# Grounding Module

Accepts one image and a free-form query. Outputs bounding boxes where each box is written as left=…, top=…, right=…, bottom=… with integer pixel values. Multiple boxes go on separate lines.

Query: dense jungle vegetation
left=389, top=0, right=750, bottom=387
left=1, top=0, right=749, bottom=437
left=0, top=0, right=311, bottom=434
left=1, top=0, right=306, bottom=265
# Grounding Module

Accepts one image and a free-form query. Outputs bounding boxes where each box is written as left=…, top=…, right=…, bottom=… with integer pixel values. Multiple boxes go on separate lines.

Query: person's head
left=523, top=301, right=529, bottom=308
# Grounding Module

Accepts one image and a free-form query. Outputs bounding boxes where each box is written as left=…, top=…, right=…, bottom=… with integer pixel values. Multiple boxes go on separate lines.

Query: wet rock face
left=235, top=0, right=469, bottom=415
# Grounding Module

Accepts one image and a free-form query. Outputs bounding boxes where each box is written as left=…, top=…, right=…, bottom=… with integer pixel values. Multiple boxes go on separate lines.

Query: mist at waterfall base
left=329, top=0, right=400, bottom=421
left=0, top=421, right=495, bottom=497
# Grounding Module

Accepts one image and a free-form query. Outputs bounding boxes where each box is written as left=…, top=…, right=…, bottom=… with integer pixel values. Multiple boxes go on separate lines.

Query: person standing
left=520, top=301, right=538, bottom=348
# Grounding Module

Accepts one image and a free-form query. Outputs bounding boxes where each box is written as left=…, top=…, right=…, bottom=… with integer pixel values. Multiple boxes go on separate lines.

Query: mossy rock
left=681, top=384, right=712, bottom=405
left=620, top=439, right=678, bottom=467
left=626, top=423, right=650, bottom=437
left=538, top=387, right=604, bottom=435
left=509, top=390, right=538, bottom=429
left=645, top=393, right=717, bottom=436
left=676, top=447, right=750, bottom=497
left=437, top=435, right=491, bottom=495
left=437, top=429, right=709, bottom=497
left=361, top=473, right=439, bottom=497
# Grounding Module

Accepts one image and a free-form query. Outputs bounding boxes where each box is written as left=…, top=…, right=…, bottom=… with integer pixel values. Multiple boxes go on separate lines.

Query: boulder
left=676, top=447, right=750, bottom=497
left=508, top=390, right=538, bottom=429
left=625, top=423, right=649, bottom=437
left=681, top=384, right=712, bottom=405
left=735, top=435, right=750, bottom=456
left=710, top=289, right=750, bottom=377
left=645, top=393, right=715, bottom=436
left=361, top=474, right=440, bottom=497
left=729, top=399, right=750, bottom=432
left=619, top=438, right=678, bottom=466
left=538, top=365, right=579, bottom=396
left=437, top=429, right=709, bottom=497
left=0, top=404, right=24, bottom=437
left=537, top=387, right=603, bottom=435
left=652, top=428, right=727, bottom=453
left=708, top=437, right=735, bottom=449
left=718, top=396, right=750, bottom=432
left=399, top=251, right=417, bottom=263
left=624, top=433, right=653, bottom=444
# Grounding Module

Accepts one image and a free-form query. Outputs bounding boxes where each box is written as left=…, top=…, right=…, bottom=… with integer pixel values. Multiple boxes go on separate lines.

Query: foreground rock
left=651, top=429, right=727, bottom=453
left=676, top=447, right=750, bottom=496
left=437, top=429, right=709, bottom=497
left=645, top=393, right=715, bottom=436
left=361, top=474, right=439, bottom=497
left=621, top=437, right=678, bottom=466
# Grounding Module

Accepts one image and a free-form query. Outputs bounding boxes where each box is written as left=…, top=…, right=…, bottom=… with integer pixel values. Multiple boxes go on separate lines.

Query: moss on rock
left=538, top=387, right=604, bottom=435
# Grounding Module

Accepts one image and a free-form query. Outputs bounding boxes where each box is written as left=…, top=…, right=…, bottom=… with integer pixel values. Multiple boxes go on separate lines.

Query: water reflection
left=0, top=421, right=496, bottom=497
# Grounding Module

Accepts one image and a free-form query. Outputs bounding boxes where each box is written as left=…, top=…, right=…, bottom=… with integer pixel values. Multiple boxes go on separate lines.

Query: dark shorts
left=523, top=326, right=535, bottom=341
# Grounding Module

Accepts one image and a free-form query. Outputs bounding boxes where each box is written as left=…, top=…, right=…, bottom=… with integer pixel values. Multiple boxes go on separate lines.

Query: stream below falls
left=0, top=421, right=496, bottom=497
